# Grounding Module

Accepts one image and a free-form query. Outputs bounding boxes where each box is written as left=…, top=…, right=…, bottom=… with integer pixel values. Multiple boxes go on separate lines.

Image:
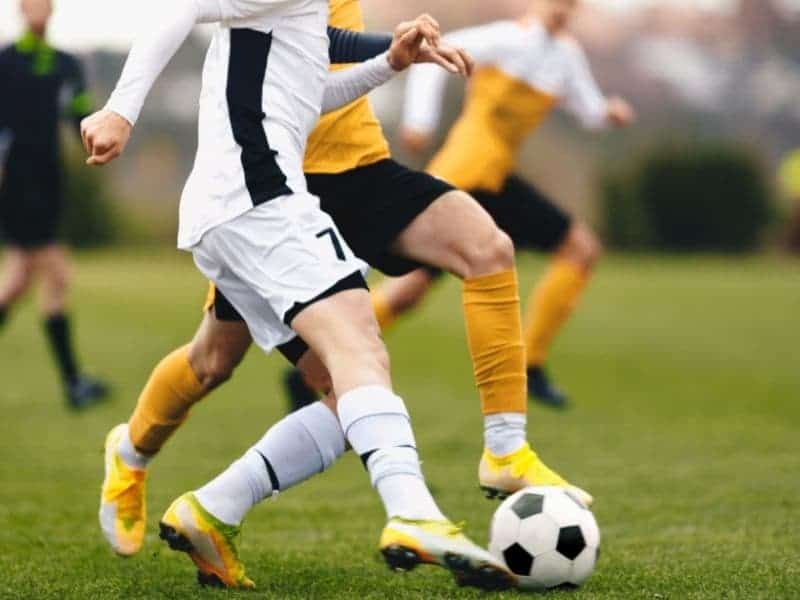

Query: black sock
left=43, top=313, right=80, bottom=386
left=0, top=305, right=7, bottom=330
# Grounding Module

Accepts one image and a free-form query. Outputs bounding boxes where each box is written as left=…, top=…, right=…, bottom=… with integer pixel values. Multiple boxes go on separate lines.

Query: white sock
left=484, top=412, right=527, bottom=456
left=195, top=401, right=345, bottom=525
left=369, top=447, right=445, bottom=520
left=338, top=385, right=445, bottom=521
left=117, top=426, right=152, bottom=470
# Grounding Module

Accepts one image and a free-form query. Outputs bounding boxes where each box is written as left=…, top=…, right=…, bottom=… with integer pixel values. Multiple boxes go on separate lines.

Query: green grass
left=0, top=250, right=798, bottom=599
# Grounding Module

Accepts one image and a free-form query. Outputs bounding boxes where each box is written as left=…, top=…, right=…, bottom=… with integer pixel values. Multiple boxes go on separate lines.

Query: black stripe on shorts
left=227, top=29, right=292, bottom=205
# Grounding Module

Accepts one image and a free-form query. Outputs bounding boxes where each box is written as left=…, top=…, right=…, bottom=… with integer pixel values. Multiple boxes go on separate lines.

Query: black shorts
left=0, top=151, right=63, bottom=249
left=471, top=175, right=571, bottom=252
left=308, top=158, right=454, bottom=277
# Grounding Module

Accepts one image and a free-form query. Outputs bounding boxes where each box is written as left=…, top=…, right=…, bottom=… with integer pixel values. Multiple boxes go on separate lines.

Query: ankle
left=484, top=413, right=527, bottom=456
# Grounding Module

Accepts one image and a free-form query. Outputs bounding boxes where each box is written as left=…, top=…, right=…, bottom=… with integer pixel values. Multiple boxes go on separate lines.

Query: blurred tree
left=778, top=149, right=800, bottom=254
left=60, top=144, right=121, bottom=248
left=602, top=142, right=774, bottom=253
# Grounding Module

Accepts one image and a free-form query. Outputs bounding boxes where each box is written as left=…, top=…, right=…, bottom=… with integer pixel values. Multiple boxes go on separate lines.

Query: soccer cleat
left=380, top=517, right=516, bottom=591
left=99, top=424, right=147, bottom=556
left=283, top=368, right=317, bottom=414
left=67, top=375, right=109, bottom=410
left=479, top=443, right=593, bottom=506
left=159, top=492, right=255, bottom=589
left=527, top=366, right=568, bottom=409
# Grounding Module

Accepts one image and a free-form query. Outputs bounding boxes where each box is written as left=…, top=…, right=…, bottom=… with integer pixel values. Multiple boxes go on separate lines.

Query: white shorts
left=191, top=193, right=368, bottom=353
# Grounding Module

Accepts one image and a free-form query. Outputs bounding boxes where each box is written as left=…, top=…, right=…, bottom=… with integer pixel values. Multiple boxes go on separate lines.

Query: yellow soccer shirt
left=303, top=0, right=391, bottom=174
left=403, top=19, right=610, bottom=193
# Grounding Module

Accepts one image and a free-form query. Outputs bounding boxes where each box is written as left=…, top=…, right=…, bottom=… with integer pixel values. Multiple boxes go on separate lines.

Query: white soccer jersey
left=105, top=0, right=395, bottom=250
left=403, top=19, right=609, bottom=135
left=102, top=0, right=404, bottom=350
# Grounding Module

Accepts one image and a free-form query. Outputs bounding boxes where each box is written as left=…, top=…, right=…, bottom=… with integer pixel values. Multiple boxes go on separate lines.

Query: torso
left=429, top=20, right=582, bottom=193
left=303, top=0, right=391, bottom=174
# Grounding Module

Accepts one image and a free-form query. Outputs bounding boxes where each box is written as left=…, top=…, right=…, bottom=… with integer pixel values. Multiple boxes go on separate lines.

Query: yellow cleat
left=380, top=517, right=516, bottom=591
left=159, top=493, right=255, bottom=589
left=99, top=424, right=147, bottom=556
left=479, top=442, right=594, bottom=506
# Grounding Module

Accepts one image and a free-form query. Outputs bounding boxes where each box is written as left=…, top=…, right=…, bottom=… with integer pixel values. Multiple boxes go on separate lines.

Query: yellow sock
left=128, top=345, right=206, bottom=455
left=524, top=260, right=590, bottom=367
left=371, top=288, right=398, bottom=331
left=462, top=270, right=527, bottom=415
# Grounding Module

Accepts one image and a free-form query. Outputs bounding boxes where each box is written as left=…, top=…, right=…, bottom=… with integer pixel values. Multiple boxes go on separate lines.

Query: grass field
left=0, top=250, right=798, bottom=599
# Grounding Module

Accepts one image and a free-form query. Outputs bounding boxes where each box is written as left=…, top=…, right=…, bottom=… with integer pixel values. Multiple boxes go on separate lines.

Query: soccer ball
left=489, top=486, right=600, bottom=591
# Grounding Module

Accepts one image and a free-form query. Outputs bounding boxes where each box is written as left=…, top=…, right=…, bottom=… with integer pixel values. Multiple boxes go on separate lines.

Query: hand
left=388, top=14, right=440, bottom=72
left=606, top=96, right=636, bottom=128
left=416, top=40, right=473, bottom=77
left=400, top=127, right=432, bottom=155
left=80, top=109, right=132, bottom=166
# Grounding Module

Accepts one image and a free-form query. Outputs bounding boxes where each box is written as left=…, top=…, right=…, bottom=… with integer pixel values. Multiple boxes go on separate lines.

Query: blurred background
left=2, top=0, right=800, bottom=254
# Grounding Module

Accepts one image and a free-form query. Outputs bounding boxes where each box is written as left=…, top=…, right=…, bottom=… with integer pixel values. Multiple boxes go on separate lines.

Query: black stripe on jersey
left=226, top=28, right=292, bottom=206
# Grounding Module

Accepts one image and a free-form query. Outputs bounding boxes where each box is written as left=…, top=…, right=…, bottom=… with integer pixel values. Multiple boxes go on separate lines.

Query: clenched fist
left=81, top=110, right=132, bottom=166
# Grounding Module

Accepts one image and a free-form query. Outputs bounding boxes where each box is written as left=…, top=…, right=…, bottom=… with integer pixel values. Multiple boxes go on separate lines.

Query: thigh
left=309, top=160, right=455, bottom=276
left=473, top=176, right=572, bottom=252
left=390, top=189, right=498, bottom=270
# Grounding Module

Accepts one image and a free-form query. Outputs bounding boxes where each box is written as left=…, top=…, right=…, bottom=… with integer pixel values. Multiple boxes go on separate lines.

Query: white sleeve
left=321, top=53, right=395, bottom=114
left=562, top=43, right=609, bottom=130
left=104, top=0, right=224, bottom=126
left=402, top=22, right=508, bottom=134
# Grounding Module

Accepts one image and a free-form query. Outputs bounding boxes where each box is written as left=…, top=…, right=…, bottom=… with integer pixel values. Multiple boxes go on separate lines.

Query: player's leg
left=100, top=297, right=252, bottom=556
left=0, top=247, right=36, bottom=328
left=476, top=176, right=602, bottom=408
left=524, top=222, right=601, bottom=405
left=370, top=267, right=443, bottom=330
left=389, top=189, right=590, bottom=503
left=34, top=243, right=108, bottom=408
left=163, top=202, right=511, bottom=589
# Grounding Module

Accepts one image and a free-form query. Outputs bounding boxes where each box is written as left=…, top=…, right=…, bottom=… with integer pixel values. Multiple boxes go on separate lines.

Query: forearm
left=327, top=27, right=391, bottom=64
left=401, top=63, right=448, bottom=134
left=105, top=0, right=221, bottom=126
left=321, top=52, right=395, bottom=114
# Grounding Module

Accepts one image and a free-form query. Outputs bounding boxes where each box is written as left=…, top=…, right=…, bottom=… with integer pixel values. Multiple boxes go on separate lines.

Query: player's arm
left=401, top=22, right=504, bottom=153
left=563, top=42, right=635, bottom=130
left=81, top=0, right=229, bottom=166
left=327, top=27, right=392, bottom=64
left=322, top=17, right=472, bottom=115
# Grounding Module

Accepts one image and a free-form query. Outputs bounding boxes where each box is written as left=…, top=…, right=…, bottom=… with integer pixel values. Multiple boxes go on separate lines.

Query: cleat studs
left=159, top=522, right=194, bottom=553
left=197, top=570, right=226, bottom=588
left=382, top=545, right=421, bottom=572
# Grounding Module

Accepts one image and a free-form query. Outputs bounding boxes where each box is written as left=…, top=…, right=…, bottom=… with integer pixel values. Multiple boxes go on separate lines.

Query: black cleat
left=66, top=375, right=109, bottom=410
left=283, top=368, right=317, bottom=413
left=527, top=366, right=569, bottom=409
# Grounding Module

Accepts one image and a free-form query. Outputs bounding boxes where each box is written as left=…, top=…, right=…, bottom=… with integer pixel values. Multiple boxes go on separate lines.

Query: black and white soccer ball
left=489, top=486, right=600, bottom=591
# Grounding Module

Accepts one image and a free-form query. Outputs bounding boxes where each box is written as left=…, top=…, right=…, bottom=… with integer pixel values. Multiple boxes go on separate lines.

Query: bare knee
left=441, top=191, right=515, bottom=278
left=557, top=223, right=603, bottom=270
left=188, top=339, right=245, bottom=391
left=1, top=256, right=35, bottom=303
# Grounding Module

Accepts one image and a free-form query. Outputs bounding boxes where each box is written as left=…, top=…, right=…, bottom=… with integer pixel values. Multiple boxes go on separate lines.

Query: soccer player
left=0, top=0, right=108, bottom=409
left=85, top=2, right=516, bottom=590
left=370, top=0, right=636, bottom=407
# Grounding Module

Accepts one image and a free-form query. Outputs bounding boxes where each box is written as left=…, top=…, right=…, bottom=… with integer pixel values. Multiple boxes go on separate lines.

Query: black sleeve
left=327, top=27, right=392, bottom=64
left=60, top=53, right=93, bottom=137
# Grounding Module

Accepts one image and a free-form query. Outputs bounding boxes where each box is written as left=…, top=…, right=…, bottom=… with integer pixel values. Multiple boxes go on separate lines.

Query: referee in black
left=0, top=0, right=107, bottom=409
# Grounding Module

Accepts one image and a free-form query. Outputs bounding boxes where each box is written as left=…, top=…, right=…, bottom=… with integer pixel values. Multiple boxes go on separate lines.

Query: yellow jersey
left=303, top=0, right=391, bottom=174
left=403, top=19, right=609, bottom=193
